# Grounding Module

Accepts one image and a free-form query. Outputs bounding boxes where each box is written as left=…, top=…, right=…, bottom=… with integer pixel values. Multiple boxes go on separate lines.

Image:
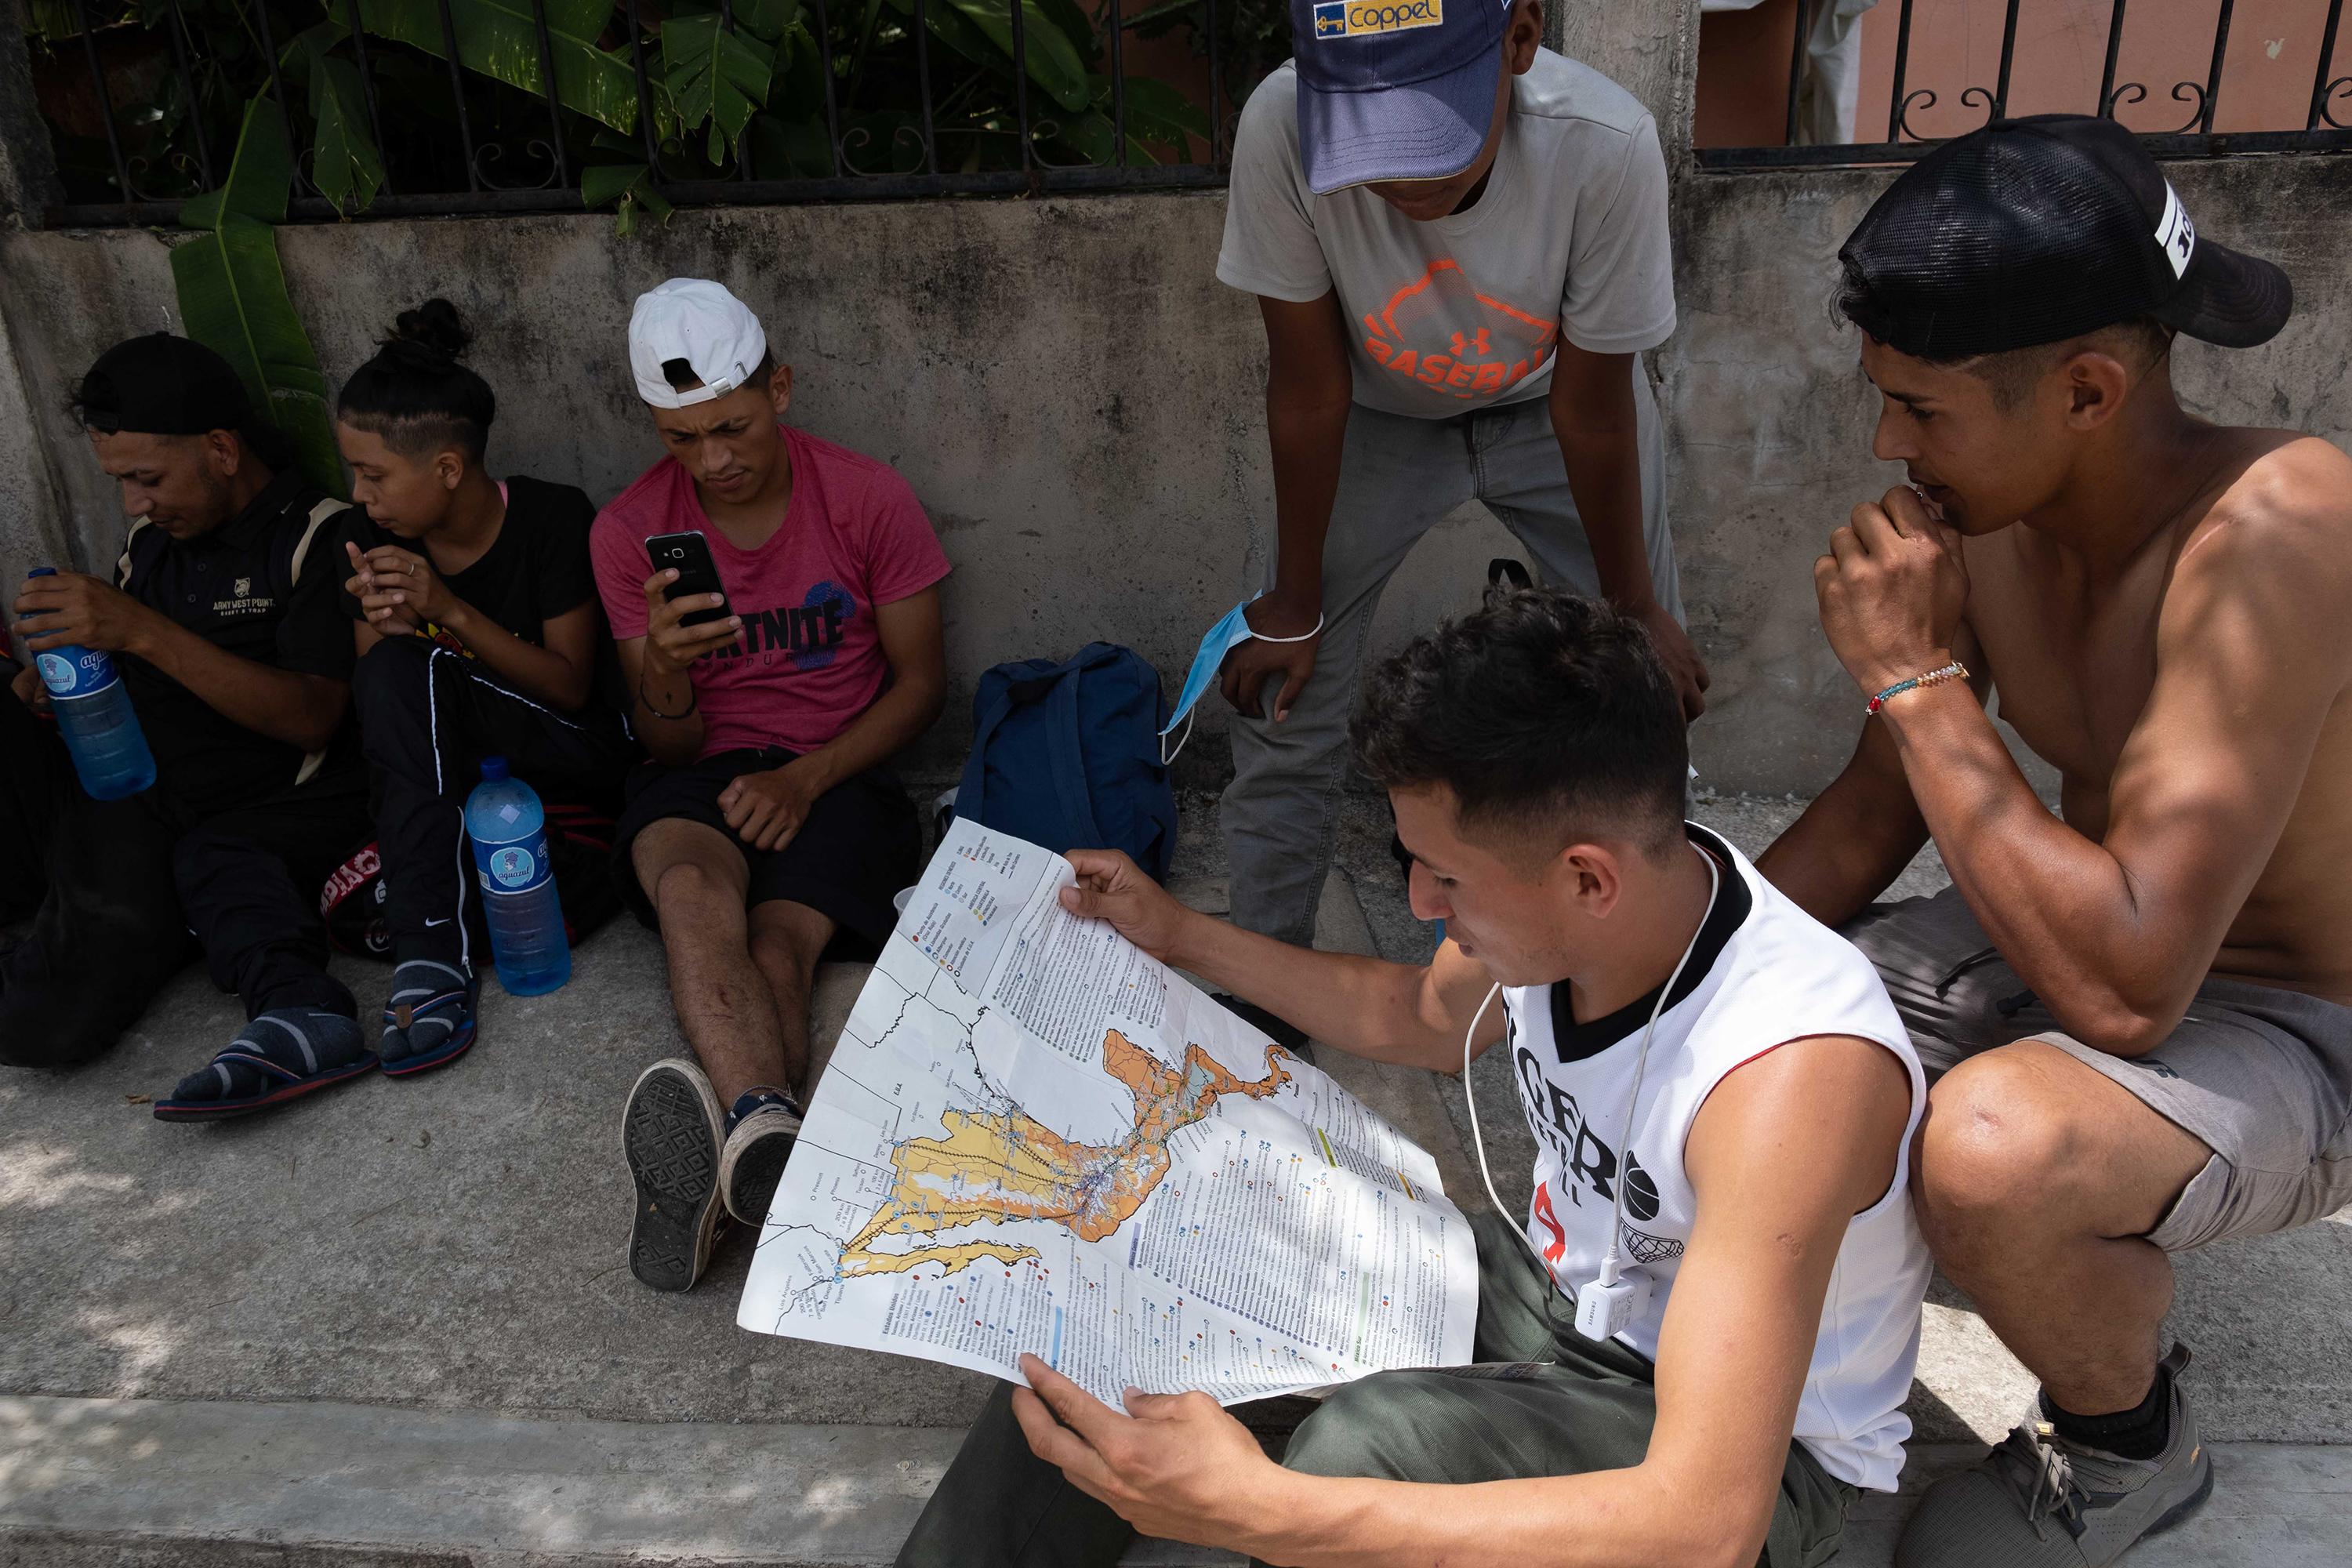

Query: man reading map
left=898, top=589, right=1933, bottom=1568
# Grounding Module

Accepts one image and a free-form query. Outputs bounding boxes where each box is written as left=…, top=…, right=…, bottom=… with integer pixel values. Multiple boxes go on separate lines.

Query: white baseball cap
left=627, top=278, right=769, bottom=408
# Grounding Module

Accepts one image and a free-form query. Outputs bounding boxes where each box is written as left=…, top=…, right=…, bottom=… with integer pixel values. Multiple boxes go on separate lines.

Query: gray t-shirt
left=1217, top=50, right=1676, bottom=420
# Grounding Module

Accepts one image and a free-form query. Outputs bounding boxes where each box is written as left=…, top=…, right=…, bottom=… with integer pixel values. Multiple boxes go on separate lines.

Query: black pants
left=0, top=690, right=364, bottom=1069
left=350, top=636, right=637, bottom=972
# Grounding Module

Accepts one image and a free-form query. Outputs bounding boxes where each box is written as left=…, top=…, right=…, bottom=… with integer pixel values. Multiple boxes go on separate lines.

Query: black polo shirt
left=115, top=470, right=362, bottom=818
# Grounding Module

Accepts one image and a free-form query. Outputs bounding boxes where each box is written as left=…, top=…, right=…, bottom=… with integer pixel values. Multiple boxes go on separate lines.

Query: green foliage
left=662, top=13, right=776, bottom=162
left=169, top=100, right=346, bottom=497
left=290, top=30, right=387, bottom=215
left=344, top=0, right=644, bottom=133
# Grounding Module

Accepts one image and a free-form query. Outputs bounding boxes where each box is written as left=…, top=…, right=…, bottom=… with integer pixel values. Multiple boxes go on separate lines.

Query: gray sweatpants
left=894, top=1212, right=1853, bottom=1568
left=1220, top=376, right=1682, bottom=946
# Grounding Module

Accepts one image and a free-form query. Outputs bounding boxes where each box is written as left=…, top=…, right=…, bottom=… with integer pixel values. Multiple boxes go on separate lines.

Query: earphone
left=1461, top=852, right=1722, bottom=1342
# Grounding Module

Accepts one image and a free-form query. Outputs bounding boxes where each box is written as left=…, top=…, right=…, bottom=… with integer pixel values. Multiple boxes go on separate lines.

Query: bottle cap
left=27, top=567, right=55, bottom=578
left=480, top=756, right=510, bottom=782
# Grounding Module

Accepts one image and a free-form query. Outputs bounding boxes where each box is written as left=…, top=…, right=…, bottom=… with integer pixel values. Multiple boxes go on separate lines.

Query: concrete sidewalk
left=3, top=794, right=2347, bottom=1564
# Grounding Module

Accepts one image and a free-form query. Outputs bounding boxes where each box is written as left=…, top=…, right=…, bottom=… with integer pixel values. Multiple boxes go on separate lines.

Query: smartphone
left=647, top=531, right=734, bottom=628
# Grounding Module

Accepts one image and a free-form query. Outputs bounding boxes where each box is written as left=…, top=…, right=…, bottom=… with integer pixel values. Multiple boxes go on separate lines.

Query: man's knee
left=634, top=824, right=748, bottom=924
left=749, top=902, right=830, bottom=983
left=0, top=982, right=132, bottom=1069
left=1915, top=1045, right=2096, bottom=1240
left=350, top=633, right=432, bottom=717
left=1279, top=1371, right=1453, bottom=1482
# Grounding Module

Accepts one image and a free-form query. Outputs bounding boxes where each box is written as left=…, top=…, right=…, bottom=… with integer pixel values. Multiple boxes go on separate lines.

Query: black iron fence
left=24, top=0, right=1279, bottom=226
left=1703, top=0, right=2352, bottom=170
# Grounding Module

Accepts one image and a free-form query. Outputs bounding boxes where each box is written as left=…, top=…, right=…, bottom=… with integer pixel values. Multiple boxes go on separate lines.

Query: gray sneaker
left=1896, top=1345, right=2213, bottom=1567
left=621, top=1059, right=727, bottom=1293
left=719, top=1093, right=804, bottom=1226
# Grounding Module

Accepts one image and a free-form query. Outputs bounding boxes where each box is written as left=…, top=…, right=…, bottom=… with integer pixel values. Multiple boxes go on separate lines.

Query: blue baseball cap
left=1291, top=0, right=1510, bottom=195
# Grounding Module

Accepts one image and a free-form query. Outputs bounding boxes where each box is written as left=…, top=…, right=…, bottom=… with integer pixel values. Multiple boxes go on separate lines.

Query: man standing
left=1216, top=0, right=1704, bottom=948
left=901, top=589, right=1925, bottom=1568
left=1758, top=116, right=2352, bottom=1566
left=593, top=279, right=950, bottom=1293
left=2, top=335, right=372, bottom=1117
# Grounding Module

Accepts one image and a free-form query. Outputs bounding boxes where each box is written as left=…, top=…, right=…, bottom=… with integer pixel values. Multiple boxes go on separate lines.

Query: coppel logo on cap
left=1312, top=0, right=1443, bottom=40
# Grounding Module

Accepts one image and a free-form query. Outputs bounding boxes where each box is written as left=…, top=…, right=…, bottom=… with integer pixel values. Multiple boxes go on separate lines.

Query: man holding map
left=895, top=587, right=1933, bottom=1568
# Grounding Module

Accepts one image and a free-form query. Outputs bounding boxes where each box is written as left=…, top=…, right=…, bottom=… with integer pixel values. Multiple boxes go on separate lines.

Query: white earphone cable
left=1461, top=851, right=1723, bottom=1290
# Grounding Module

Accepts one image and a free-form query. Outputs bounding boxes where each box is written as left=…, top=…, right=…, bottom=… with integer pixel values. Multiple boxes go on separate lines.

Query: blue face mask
left=1159, top=597, right=1263, bottom=765
left=1160, top=597, right=1329, bottom=764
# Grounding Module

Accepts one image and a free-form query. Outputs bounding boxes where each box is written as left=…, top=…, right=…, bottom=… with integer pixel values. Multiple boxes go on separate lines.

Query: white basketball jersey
left=1500, top=826, right=1931, bottom=1492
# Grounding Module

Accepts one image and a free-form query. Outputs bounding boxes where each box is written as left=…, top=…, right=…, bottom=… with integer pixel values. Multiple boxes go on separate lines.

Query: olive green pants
left=896, top=1212, right=1857, bottom=1568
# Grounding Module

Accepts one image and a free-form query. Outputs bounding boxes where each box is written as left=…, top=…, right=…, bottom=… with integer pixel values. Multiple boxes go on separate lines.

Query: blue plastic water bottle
left=465, top=756, right=572, bottom=996
left=24, top=566, right=157, bottom=800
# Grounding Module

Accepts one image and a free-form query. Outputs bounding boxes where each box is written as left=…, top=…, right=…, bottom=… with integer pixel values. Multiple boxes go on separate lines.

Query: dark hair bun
left=384, top=298, right=473, bottom=372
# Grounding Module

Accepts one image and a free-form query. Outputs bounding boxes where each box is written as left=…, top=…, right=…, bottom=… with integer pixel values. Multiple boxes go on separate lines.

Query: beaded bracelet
left=1867, top=660, right=1969, bottom=717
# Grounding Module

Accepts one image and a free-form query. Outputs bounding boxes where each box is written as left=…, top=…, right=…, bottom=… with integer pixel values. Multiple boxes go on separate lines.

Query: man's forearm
left=1168, top=916, right=1457, bottom=1069
left=132, top=617, right=342, bottom=750
left=1755, top=764, right=1928, bottom=928
left=1263, top=393, right=1351, bottom=614
left=631, top=657, right=707, bottom=763
left=1552, top=418, right=1657, bottom=612
left=1879, top=680, right=2189, bottom=1051
left=1241, top=1464, right=1744, bottom=1568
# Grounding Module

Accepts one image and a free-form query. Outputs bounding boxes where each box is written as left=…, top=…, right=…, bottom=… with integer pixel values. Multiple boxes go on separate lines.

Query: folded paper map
left=736, top=817, right=1478, bottom=1406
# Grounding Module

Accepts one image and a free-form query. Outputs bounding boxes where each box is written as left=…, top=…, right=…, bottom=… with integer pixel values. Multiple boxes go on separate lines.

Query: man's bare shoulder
left=2179, top=433, right=2352, bottom=591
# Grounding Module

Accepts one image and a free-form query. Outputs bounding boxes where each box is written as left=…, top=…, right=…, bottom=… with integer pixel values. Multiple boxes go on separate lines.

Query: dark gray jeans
left=895, top=1212, right=1853, bottom=1568
left=1220, top=378, right=1682, bottom=948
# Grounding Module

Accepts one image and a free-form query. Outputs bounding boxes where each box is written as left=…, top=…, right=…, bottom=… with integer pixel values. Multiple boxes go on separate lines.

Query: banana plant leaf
left=171, top=100, right=345, bottom=497
left=881, top=0, right=1091, bottom=114
left=662, top=13, right=776, bottom=162
left=580, top=161, right=673, bottom=235
left=292, top=34, right=387, bottom=215
left=343, top=0, right=642, bottom=134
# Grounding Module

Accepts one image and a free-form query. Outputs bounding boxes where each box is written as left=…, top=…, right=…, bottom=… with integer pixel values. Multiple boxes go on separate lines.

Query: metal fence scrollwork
left=1707, top=0, right=2352, bottom=171
left=22, top=0, right=1274, bottom=226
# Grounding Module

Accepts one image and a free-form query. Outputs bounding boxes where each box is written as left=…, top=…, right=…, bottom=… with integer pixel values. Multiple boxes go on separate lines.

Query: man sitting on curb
left=2, top=335, right=372, bottom=1118
left=592, top=278, right=951, bottom=1292
left=1758, top=116, right=2352, bottom=1566
left=899, top=588, right=1930, bottom=1568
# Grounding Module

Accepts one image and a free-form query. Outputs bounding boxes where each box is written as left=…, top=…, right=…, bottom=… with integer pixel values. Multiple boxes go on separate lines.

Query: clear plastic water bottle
left=25, top=566, right=157, bottom=800
left=465, top=756, right=571, bottom=996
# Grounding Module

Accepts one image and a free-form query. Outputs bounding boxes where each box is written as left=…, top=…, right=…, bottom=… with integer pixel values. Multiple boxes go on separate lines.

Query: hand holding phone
left=641, top=531, right=742, bottom=673
left=648, top=531, right=735, bottom=626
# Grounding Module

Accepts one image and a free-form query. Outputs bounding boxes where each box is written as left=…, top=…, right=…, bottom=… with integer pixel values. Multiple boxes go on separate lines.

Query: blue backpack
left=955, top=642, right=1178, bottom=881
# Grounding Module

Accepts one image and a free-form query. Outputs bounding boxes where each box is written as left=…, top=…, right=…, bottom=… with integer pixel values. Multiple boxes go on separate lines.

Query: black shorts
left=611, top=746, right=920, bottom=959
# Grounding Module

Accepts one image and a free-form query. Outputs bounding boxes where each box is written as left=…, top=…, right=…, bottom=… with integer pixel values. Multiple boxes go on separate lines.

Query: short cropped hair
left=1350, top=586, right=1689, bottom=865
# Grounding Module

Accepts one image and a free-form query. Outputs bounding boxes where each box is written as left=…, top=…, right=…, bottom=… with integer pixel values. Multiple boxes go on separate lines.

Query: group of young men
left=5, top=0, right=2349, bottom=1563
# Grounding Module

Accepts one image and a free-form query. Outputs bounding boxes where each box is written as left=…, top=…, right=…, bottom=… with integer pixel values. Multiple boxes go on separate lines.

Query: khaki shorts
left=1846, top=888, right=2352, bottom=1250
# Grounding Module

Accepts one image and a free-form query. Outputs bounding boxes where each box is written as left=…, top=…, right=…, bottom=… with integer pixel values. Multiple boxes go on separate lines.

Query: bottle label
left=38, top=648, right=119, bottom=699
left=475, top=830, right=552, bottom=895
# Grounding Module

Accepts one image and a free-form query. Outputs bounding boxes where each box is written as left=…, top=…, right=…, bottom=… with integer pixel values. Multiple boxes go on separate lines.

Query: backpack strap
left=1040, top=664, right=1105, bottom=851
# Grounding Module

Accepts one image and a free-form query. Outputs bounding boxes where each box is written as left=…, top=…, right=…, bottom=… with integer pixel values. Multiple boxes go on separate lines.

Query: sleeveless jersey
left=1499, top=825, right=1930, bottom=1491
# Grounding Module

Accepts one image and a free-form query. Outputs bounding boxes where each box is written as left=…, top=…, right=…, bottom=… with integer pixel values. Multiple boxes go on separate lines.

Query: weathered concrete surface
left=5, top=1391, right=2348, bottom=1566
left=0, top=198, right=1538, bottom=785
left=1666, top=153, right=2352, bottom=792
left=0, top=303, right=72, bottom=595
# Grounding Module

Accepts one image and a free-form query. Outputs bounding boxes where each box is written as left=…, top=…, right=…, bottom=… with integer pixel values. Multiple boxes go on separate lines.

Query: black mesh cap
left=1838, top=114, right=2292, bottom=359
left=74, top=333, right=253, bottom=437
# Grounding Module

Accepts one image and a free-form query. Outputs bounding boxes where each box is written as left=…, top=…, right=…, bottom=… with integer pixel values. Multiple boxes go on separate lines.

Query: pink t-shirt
left=592, top=425, right=951, bottom=759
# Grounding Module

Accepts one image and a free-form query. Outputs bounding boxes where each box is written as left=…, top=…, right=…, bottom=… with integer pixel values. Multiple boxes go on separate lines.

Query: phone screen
left=648, top=532, right=733, bottom=628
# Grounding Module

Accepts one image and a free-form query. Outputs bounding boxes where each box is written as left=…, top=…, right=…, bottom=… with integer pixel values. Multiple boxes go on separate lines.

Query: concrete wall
left=1664, top=151, right=2352, bottom=789
left=0, top=195, right=1536, bottom=779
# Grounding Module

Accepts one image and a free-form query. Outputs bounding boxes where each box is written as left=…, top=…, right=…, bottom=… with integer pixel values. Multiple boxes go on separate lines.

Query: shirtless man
left=1758, top=115, right=2351, bottom=1567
